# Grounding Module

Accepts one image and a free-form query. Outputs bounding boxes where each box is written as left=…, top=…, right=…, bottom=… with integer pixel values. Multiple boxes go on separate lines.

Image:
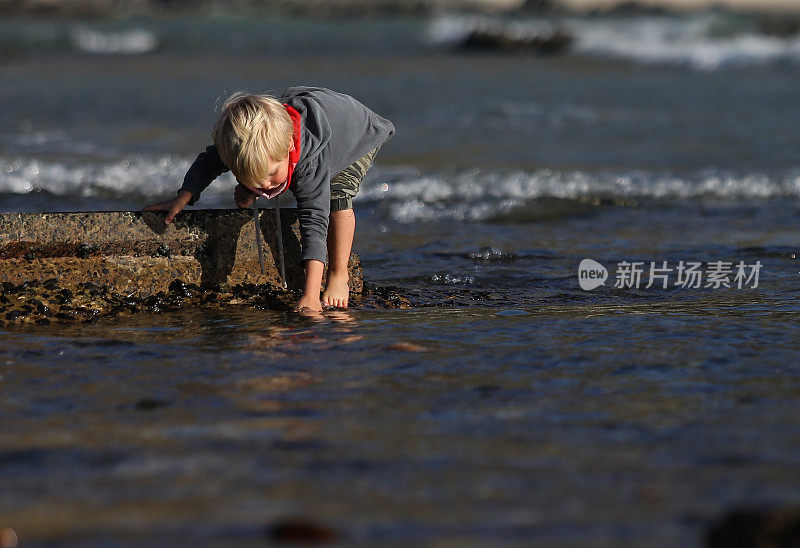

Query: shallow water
left=2, top=11, right=800, bottom=546
left=4, top=296, right=800, bottom=546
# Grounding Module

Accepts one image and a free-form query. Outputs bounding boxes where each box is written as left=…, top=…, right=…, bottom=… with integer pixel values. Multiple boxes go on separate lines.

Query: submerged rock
left=266, top=518, right=340, bottom=543
left=706, top=506, right=800, bottom=547
left=360, top=283, right=413, bottom=309
left=385, top=341, right=429, bottom=352
left=0, top=276, right=420, bottom=326
left=134, top=398, right=171, bottom=411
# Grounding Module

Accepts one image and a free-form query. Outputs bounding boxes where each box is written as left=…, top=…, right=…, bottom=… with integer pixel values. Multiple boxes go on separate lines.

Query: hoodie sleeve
left=290, top=160, right=331, bottom=265
left=179, top=145, right=230, bottom=205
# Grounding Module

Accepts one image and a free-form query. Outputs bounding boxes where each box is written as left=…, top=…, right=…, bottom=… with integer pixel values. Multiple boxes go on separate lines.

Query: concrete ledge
left=0, top=209, right=363, bottom=298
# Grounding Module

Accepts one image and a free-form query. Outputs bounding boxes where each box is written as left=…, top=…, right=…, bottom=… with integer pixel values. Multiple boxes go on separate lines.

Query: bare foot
left=295, top=293, right=322, bottom=314
left=293, top=306, right=324, bottom=321
left=322, top=275, right=350, bottom=309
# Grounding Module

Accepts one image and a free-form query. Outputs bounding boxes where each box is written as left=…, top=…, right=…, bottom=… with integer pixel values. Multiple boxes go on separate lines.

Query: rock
left=75, top=243, right=98, bottom=258
left=5, top=310, right=26, bottom=321
left=266, top=518, right=339, bottom=543
left=589, top=1, right=670, bottom=16
left=153, top=243, right=172, bottom=258
left=134, top=398, right=171, bottom=410
left=706, top=506, right=800, bottom=548
left=758, top=14, right=800, bottom=37
left=386, top=341, right=429, bottom=352
left=519, top=0, right=557, bottom=13
left=458, top=25, right=573, bottom=54
left=0, top=209, right=363, bottom=298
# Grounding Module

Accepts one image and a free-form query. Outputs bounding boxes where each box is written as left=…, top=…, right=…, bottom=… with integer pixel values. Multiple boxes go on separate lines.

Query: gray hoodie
left=179, top=86, right=395, bottom=264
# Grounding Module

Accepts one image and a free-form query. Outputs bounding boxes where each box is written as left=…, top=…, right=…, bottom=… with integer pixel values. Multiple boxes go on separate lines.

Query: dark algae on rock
left=0, top=278, right=415, bottom=327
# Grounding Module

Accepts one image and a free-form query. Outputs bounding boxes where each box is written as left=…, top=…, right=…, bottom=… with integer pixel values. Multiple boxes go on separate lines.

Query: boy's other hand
left=234, top=183, right=255, bottom=208
left=143, top=190, right=192, bottom=225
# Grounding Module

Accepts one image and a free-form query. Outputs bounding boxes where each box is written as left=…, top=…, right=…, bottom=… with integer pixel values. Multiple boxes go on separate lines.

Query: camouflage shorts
left=330, top=147, right=379, bottom=212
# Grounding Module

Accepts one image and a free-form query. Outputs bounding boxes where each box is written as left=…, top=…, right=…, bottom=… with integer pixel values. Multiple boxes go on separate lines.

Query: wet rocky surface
left=0, top=209, right=325, bottom=297
left=0, top=278, right=414, bottom=327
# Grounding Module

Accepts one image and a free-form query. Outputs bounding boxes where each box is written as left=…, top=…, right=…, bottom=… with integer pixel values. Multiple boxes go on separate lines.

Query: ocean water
left=2, top=11, right=800, bottom=546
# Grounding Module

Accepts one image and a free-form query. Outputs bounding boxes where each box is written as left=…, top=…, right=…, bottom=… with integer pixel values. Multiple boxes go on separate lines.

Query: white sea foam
left=358, top=168, right=800, bottom=222
left=0, top=155, right=233, bottom=204
left=71, top=27, right=158, bottom=55
left=427, top=13, right=800, bottom=70
left=2, top=156, right=800, bottom=219
left=570, top=15, right=800, bottom=70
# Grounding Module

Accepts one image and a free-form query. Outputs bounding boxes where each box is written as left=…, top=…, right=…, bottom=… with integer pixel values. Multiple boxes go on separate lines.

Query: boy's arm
left=179, top=145, right=230, bottom=205
left=144, top=145, right=229, bottom=225
left=143, top=189, right=193, bottom=225
left=297, top=260, right=324, bottom=311
left=290, top=162, right=331, bottom=310
left=291, top=162, right=331, bottom=266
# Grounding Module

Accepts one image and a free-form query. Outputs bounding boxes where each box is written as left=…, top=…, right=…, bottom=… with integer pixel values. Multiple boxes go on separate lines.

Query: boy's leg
left=323, top=148, right=379, bottom=309
left=323, top=209, right=355, bottom=309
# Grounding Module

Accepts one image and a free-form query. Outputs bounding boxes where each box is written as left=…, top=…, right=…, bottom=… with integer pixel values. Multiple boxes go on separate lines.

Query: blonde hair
left=212, top=92, right=294, bottom=188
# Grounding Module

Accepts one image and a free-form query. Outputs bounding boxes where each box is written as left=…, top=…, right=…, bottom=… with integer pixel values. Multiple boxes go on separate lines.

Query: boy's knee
left=329, top=147, right=379, bottom=213
left=330, top=196, right=354, bottom=211
left=330, top=207, right=354, bottom=219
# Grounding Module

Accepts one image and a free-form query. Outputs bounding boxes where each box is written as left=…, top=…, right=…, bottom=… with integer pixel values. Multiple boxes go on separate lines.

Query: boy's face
left=242, top=151, right=291, bottom=196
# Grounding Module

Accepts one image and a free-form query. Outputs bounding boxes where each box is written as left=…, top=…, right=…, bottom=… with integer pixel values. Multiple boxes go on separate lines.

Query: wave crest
left=427, top=13, right=800, bottom=69
left=3, top=156, right=800, bottom=219
left=71, top=27, right=158, bottom=55
left=359, top=168, right=800, bottom=222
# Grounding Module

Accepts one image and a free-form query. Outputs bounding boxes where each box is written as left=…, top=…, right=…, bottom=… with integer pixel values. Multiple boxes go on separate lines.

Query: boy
left=145, top=86, right=395, bottom=312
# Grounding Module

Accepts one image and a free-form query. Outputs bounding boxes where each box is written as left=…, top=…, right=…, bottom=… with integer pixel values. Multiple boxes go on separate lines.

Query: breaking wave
left=358, top=168, right=800, bottom=222
left=0, top=155, right=233, bottom=207
left=427, top=13, right=800, bottom=70
left=3, top=156, right=800, bottom=219
left=569, top=15, right=800, bottom=70
left=71, top=27, right=158, bottom=55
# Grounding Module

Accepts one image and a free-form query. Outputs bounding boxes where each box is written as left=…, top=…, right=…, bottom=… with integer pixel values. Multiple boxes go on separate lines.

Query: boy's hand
left=294, top=260, right=324, bottom=314
left=143, top=190, right=192, bottom=225
left=234, top=183, right=255, bottom=208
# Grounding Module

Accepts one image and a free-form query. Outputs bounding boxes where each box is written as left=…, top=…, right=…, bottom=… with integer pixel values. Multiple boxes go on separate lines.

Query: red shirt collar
left=284, top=104, right=302, bottom=190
